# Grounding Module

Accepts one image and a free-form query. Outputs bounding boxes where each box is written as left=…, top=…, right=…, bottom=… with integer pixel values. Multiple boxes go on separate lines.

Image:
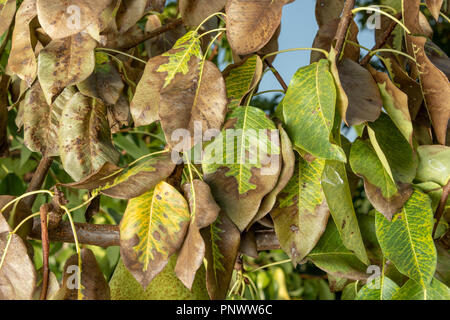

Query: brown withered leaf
left=159, top=59, right=227, bottom=151
left=61, top=152, right=175, bottom=199
left=180, top=0, right=226, bottom=27
left=311, top=19, right=359, bottom=63
left=239, top=228, right=258, bottom=258
left=6, top=0, right=37, bottom=87
left=0, top=0, right=16, bottom=36
left=38, top=32, right=97, bottom=104
left=0, top=195, right=32, bottom=239
left=0, top=214, right=36, bottom=300
left=117, top=0, right=156, bottom=34
left=174, top=180, right=220, bottom=290
left=108, top=93, right=132, bottom=133
left=249, top=125, right=295, bottom=227
left=425, top=40, right=450, bottom=81
left=36, top=0, right=113, bottom=39
left=201, top=213, right=240, bottom=300
left=145, top=15, right=185, bottom=58
left=337, top=58, right=382, bottom=126
left=34, top=271, right=60, bottom=300
left=0, top=76, right=8, bottom=156
left=427, top=0, right=444, bottom=20
left=77, top=61, right=125, bottom=106
left=315, top=0, right=344, bottom=27
left=225, top=0, right=292, bottom=55
left=58, top=93, right=120, bottom=181
left=409, top=36, right=450, bottom=145
left=23, top=83, right=76, bottom=157
left=257, top=25, right=280, bottom=65
left=54, top=248, right=110, bottom=300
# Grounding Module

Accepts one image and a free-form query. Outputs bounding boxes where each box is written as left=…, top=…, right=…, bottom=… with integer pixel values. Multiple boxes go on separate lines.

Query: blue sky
left=258, top=0, right=375, bottom=93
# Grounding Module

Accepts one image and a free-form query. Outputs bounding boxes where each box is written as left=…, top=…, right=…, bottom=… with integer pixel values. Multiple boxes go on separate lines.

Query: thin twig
left=39, top=203, right=51, bottom=300
left=23, top=157, right=53, bottom=209
left=433, top=180, right=450, bottom=237
left=334, top=0, right=356, bottom=60
left=264, top=60, right=288, bottom=92
left=360, top=13, right=402, bottom=66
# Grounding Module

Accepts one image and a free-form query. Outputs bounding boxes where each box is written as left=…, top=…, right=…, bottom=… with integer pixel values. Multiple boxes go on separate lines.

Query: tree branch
left=39, top=204, right=51, bottom=300
left=22, top=157, right=53, bottom=209
left=360, top=13, right=402, bottom=67
left=334, top=0, right=356, bottom=60
left=265, top=60, right=288, bottom=92
left=30, top=220, right=282, bottom=251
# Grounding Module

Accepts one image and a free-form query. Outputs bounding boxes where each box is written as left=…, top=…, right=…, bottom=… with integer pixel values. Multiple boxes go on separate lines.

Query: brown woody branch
left=30, top=220, right=281, bottom=251
left=360, top=13, right=402, bottom=67
left=264, top=60, right=288, bottom=92
left=39, top=204, right=51, bottom=300
left=22, top=157, right=53, bottom=209
left=334, top=0, right=356, bottom=60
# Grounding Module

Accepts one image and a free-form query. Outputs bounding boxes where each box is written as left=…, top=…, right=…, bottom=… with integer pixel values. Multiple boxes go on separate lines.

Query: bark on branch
left=334, top=0, right=356, bottom=60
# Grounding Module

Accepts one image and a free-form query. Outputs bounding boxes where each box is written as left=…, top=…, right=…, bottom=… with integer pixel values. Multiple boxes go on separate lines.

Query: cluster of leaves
left=0, top=0, right=449, bottom=300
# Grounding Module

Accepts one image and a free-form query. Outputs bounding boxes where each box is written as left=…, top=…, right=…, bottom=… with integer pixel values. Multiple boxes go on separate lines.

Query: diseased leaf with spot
left=202, top=106, right=281, bottom=231
left=355, top=276, right=399, bottom=300
left=180, top=0, right=226, bottom=27
left=38, top=32, right=97, bottom=104
left=416, top=145, right=450, bottom=186
left=350, top=139, right=412, bottom=220
left=174, top=180, right=220, bottom=290
left=116, top=0, right=157, bottom=34
left=53, top=249, right=110, bottom=300
left=36, top=0, right=113, bottom=39
left=225, top=0, right=292, bottom=55
left=307, top=220, right=369, bottom=281
left=223, top=55, right=263, bottom=107
left=0, top=213, right=36, bottom=300
left=23, top=83, right=76, bottom=157
left=59, top=93, right=120, bottom=181
left=283, top=60, right=346, bottom=162
left=271, top=153, right=329, bottom=264
left=6, top=0, right=37, bottom=87
left=120, top=181, right=191, bottom=288
left=61, top=152, right=175, bottom=200
left=392, top=278, right=450, bottom=300
left=321, top=160, right=370, bottom=265
left=375, top=190, right=437, bottom=287
left=201, top=213, right=240, bottom=300
left=337, top=59, right=382, bottom=126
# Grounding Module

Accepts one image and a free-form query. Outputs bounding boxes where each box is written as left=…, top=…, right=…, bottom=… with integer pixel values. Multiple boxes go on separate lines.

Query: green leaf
left=307, top=220, right=369, bottom=281
left=283, top=60, right=346, bottom=162
left=157, top=31, right=202, bottom=88
left=61, top=153, right=176, bottom=200
left=120, top=181, right=191, bottom=288
left=271, top=154, right=329, bottom=264
left=392, top=278, right=450, bottom=300
left=350, top=139, right=412, bottom=220
left=375, top=190, right=437, bottom=287
left=416, top=145, right=450, bottom=186
left=321, top=160, right=370, bottom=265
left=202, top=106, right=281, bottom=231
left=59, top=93, right=120, bottom=181
left=341, top=281, right=359, bottom=300
left=367, top=113, right=418, bottom=184
left=356, top=276, right=399, bottom=300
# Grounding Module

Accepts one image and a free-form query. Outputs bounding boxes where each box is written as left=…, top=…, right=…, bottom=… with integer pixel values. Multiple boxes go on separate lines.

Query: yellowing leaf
left=375, top=190, right=437, bottom=287
left=392, top=278, right=450, bottom=300
left=120, top=181, right=191, bottom=288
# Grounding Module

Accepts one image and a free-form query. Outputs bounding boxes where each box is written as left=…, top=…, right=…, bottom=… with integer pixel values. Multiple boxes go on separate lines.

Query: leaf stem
left=0, top=190, right=54, bottom=213
left=96, top=48, right=147, bottom=64
left=262, top=47, right=329, bottom=61
left=352, top=6, right=411, bottom=34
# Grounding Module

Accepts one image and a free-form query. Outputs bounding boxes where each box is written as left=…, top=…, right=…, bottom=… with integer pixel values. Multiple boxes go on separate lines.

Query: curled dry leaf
left=426, top=0, right=444, bottom=20
left=180, top=0, right=226, bottom=27
left=0, top=0, right=16, bottom=36
left=160, top=59, right=228, bottom=151
left=38, top=32, right=97, bottom=104
left=225, top=0, right=292, bottom=55
left=120, top=181, right=190, bottom=288
left=0, top=214, right=36, bottom=300
left=54, top=248, right=110, bottom=300
left=36, top=0, right=113, bottom=39
left=58, top=92, right=120, bottom=181
left=337, top=58, right=382, bottom=126
left=271, top=154, right=330, bottom=264
left=116, top=0, right=160, bottom=34
left=61, top=152, right=176, bottom=199
left=23, top=83, right=76, bottom=157
left=201, top=213, right=240, bottom=300
left=145, top=15, right=185, bottom=58
left=174, top=180, right=220, bottom=290
left=202, top=106, right=282, bottom=231
left=315, top=0, right=345, bottom=27
left=6, top=0, right=37, bottom=87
